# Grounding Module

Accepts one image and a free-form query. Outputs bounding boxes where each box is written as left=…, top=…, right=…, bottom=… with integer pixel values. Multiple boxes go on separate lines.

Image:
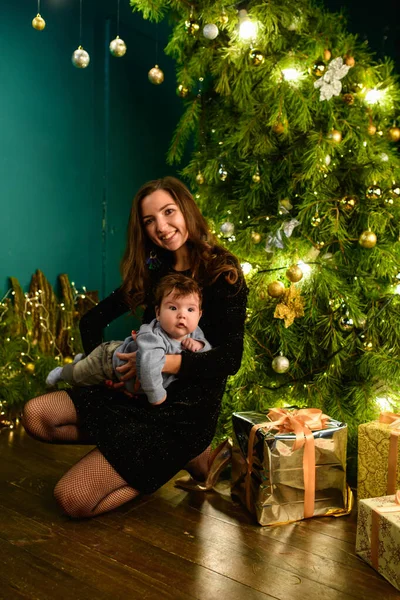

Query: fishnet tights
left=22, top=391, right=139, bottom=518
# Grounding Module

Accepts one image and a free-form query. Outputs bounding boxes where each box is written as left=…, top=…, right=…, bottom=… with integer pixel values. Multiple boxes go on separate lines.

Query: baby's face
left=156, top=292, right=202, bottom=341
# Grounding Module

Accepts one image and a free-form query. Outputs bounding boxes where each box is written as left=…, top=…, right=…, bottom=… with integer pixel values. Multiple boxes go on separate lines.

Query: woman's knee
left=22, top=397, right=45, bottom=438
left=54, top=480, right=92, bottom=519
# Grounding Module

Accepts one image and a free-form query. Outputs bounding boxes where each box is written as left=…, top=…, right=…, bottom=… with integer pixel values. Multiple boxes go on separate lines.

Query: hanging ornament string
left=110, top=0, right=127, bottom=57
left=72, top=0, right=90, bottom=68
left=148, top=23, right=164, bottom=84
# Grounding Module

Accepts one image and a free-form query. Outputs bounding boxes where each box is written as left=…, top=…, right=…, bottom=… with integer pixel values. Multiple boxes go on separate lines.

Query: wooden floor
left=0, top=427, right=398, bottom=600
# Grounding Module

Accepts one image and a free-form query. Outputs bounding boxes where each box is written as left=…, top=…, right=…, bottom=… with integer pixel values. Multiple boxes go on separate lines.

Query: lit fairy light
left=364, top=88, right=386, bottom=105
left=297, top=260, right=312, bottom=278
left=375, top=396, right=393, bottom=412
left=281, top=68, right=303, bottom=82
left=241, top=262, right=253, bottom=275
left=238, top=9, right=257, bottom=40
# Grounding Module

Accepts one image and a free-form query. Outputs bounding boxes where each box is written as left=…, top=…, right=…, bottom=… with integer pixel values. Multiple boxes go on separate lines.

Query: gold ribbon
left=370, top=490, right=400, bottom=570
left=379, top=412, right=400, bottom=495
left=245, top=408, right=330, bottom=519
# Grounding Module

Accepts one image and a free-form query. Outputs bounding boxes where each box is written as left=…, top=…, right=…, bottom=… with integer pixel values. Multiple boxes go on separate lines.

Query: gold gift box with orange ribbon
left=357, top=412, right=400, bottom=500
left=356, top=492, right=400, bottom=591
left=231, top=408, right=353, bottom=526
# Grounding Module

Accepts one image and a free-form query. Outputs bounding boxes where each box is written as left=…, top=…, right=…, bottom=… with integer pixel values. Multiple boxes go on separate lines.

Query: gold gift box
left=356, top=494, right=400, bottom=592
left=231, top=411, right=353, bottom=526
left=358, top=419, right=400, bottom=500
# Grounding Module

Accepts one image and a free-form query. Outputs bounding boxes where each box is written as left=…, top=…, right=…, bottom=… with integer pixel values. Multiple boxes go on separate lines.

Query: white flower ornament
left=314, top=57, right=352, bottom=101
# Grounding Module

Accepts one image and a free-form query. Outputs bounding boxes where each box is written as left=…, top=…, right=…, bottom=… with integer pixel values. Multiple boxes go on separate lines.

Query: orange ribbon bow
left=245, top=408, right=330, bottom=519
left=379, top=412, right=400, bottom=495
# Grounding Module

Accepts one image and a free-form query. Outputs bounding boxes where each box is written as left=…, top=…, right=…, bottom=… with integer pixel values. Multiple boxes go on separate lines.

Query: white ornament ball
left=109, top=36, right=127, bottom=57
left=272, top=355, right=290, bottom=373
left=220, top=221, right=235, bottom=237
left=72, top=47, right=90, bottom=69
left=203, top=24, right=219, bottom=40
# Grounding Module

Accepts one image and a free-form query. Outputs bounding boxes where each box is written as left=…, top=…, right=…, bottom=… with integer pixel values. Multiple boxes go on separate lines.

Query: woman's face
left=141, top=189, right=189, bottom=252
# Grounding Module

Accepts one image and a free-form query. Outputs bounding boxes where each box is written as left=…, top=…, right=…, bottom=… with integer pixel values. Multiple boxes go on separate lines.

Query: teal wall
left=0, top=1, right=181, bottom=340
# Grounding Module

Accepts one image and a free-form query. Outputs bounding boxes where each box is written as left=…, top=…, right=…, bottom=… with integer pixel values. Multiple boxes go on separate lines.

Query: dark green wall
left=0, top=0, right=181, bottom=325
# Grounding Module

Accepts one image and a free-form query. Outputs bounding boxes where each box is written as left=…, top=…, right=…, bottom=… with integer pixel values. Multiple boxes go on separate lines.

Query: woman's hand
left=114, top=350, right=137, bottom=381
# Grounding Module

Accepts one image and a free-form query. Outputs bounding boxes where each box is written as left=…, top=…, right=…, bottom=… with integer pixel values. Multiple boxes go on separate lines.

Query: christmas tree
left=130, top=0, right=400, bottom=472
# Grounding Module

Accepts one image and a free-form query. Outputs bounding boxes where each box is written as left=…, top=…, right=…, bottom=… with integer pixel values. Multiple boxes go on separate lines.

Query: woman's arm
left=79, top=288, right=129, bottom=355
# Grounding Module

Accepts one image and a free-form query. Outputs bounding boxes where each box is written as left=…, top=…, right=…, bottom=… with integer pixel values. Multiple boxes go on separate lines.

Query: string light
left=238, top=9, right=257, bottom=40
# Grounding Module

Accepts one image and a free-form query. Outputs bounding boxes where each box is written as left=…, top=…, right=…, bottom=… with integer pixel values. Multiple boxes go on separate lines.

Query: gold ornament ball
left=185, top=20, right=200, bottom=35
left=272, top=355, right=290, bottom=374
left=340, top=196, right=357, bottom=211
left=218, top=166, right=228, bottom=181
left=272, top=122, right=285, bottom=135
left=359, top=230, right=377, bottom=249
left=252, top=172, right=261, bottom=183
left=25, top=362, right=35, bottom=374
left=249, top=49, right=265, bottom=67
left=219, top=11, right=229, bottom=25
left=32, top=14, right=46, bottom=31
left=72, top=47, right=90, bottom=69
left=109, top=36, right=127, bottom=57
left=343, top=93, right=354, bottom=105
left=286, top=265, right=303, bottom=283
left=312, top=61, right=326, bottom=77
left=251, top=231, right=261, bottom=244
left=329, top=129, right=342, bottom=143
left=311, top=213, right=321, bottom=227
left=344, top=55, right=355, bottom=67
left=323, top=49, right=332, bottom=61
left=386, top=184, right=400, bottom=202
left=63, top=356, right=74, bottom=364
left=388, top=127, right=400, bottom=142
left=338, top=315, right=354, bottom=332
left=367, top=124, right=377, bottom=136
left=362, top=339, right=373, bottom=352
left=267, top=281, right=285, bottom=298
left=177, top=84, right=189, bottom=98
left=148, top=65, right=164, bottom=85
left=365, top=185, right=382, bottom=200
left=195, top=172, right=205, bottom=185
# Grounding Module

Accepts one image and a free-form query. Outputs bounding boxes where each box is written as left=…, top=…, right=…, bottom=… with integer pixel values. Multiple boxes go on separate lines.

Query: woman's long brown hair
left=120, top=176, right=240, bottom=311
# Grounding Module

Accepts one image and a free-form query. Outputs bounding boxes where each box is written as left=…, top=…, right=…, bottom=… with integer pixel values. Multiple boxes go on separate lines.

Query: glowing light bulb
left=375, top=396, right=392, bottom=412
left=241, top=262, right=253, bottom=275
left=281, top=68, right=302, bottom=82
left=238, top=9, right=257, bottom=40
left=297, top=260, right=312, bottom=277
left=364, top=89, right=385, bottom=105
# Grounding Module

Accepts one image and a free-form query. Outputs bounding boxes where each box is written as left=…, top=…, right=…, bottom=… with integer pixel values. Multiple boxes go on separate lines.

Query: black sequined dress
left=67, top=262, right=248, bottom=494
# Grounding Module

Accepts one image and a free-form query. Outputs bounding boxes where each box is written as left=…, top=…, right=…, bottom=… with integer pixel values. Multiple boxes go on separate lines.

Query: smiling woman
left=22, top=176, right=248, bottom=519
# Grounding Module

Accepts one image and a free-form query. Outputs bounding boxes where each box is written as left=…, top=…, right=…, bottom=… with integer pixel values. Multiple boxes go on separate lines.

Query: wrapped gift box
left=358, top=413, right=400, bottom=500
left=231, top=409, right=353, bottom=526
left=356, top=494, right=400, bottom=591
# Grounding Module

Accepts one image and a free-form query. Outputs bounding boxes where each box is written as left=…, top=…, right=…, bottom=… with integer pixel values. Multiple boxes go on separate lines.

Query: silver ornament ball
left=272, top=355, right=290, bottom=373
left=218, top=166, right=228, bottom=181
left=220, top=221, right=235, bottom=237
left=148, top=65, right=164, bottom=85
left=109, top=36, right=127, bottom=57
left=72, top=47, right=90, bottom=69
left=203, top=23, right=219, bottom=40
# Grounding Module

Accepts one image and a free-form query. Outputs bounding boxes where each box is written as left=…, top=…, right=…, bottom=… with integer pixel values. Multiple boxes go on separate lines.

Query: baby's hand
left=181, top=338, right=204, bottom=352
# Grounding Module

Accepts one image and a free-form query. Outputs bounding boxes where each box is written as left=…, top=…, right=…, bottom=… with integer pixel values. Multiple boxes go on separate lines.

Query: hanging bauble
left=311, top=61, right=326, bottom=77
left=340, top=196, right=357, bottom=211
left=388, top=126, right=400, bottom=142
left=109, top=36, right=127, bottom=57
left=148, top=65, right=164, bottom=85
left=218, top=165, right=228, bottom=181
left=355, top=317, right=367, bottom=330
left=203, top=24, right=219, bottom=40
left=267, top=281, right=285, bottom=298
left=272, top=122, right=285, bottom=135
left=344, top=55, right=355, bottom=67
left=32, top=13, right=46, bottom=31
left=251, top=231, right=261, bottom=244
left=252, top=171, right=261, bottom=183
left=343, top=93, right=354, bottom=105
left=177, top=84, right=189, bottom=98
left=24, top=362, right=35, bottom=374
left=272, top=355, right=290, bottom=374
left=195, top=172, right=205, bottom=185
left=63, top=356, right=74, bottom=364
left=185, top=19, right=200, bottom=35
left=311, top=211, right=321, bottom=227
left=286, top=265, right=303, bottom=283
left=359, top=230, right=377, bottom=249
left=329, top=129, right=342, bottom=143
left=220, top=221, right=234, bottom=237
left=338, top=315, right=354, bottom=332
left=365, top=185, right=382, bottom=200
left=367, top=124, right=377, bottom=136
left=72, top=46, right=90, bottom=69
left=385, top=184, right=400, bottom=203
left=249, top=49, right=265, bottom=67
left=323, top=49, right=332, bottom=61
left=219, top=10, right=229, bottom=25
left=361, top=338, right=373, bottom=352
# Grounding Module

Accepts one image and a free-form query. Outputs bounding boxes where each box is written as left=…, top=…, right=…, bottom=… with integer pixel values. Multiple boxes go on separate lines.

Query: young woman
left=22, top=177, right=248, bottom=518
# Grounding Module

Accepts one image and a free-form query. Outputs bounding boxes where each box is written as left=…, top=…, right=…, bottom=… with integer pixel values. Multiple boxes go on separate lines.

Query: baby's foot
left=46, top=367, right=63, bottom=387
